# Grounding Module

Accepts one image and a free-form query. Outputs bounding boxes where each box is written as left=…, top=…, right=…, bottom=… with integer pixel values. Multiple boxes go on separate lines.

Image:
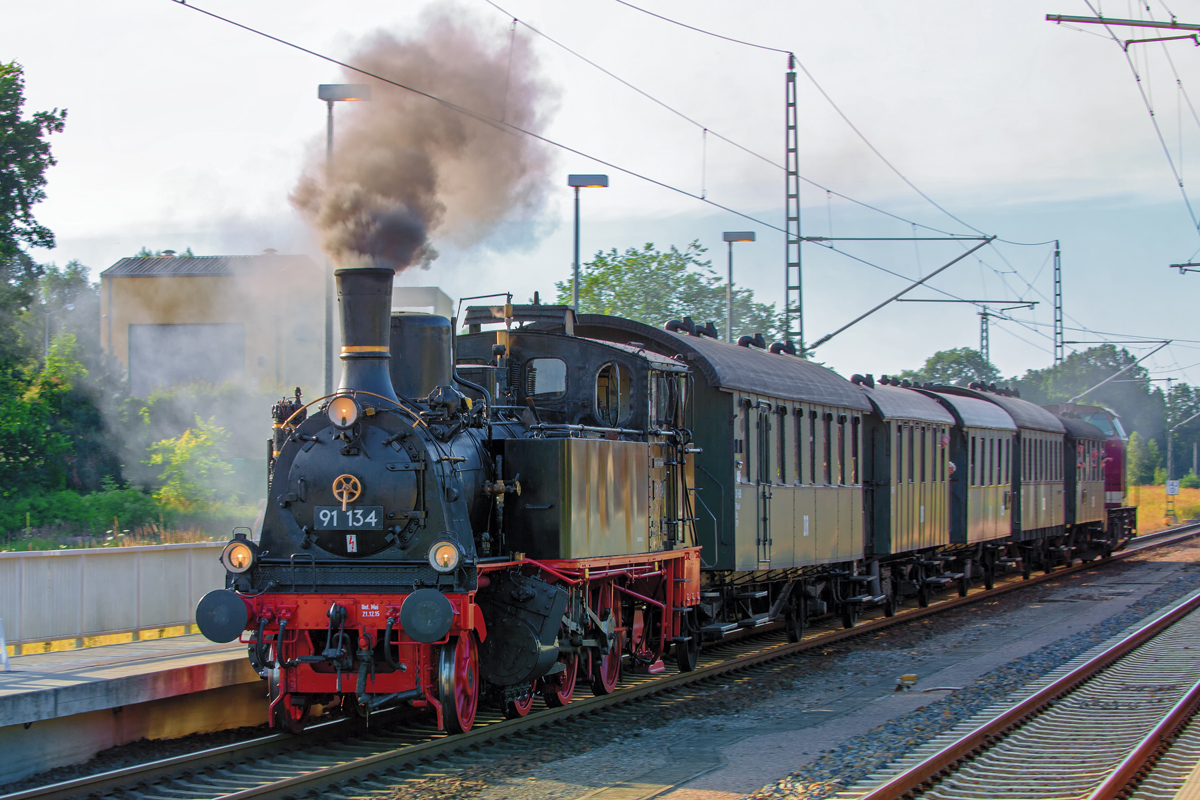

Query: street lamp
left=722, top=232, right=756, bottom=343
left=41, top=303, right=75, bottom=359
left=567, top=174, right=608, bottom=312
left=318, top=83, right=372, bottom=395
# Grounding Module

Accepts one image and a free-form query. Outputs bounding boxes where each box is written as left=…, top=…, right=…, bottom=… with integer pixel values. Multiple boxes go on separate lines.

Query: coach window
left=851, top=416, right=860, bottom=485
left=777, top=407, right=788, bottom=484
left=810, top=409, right=819, bottom=485
left=823, top=412, right=834, bottom=485
left=896, top=425, right=904, bottom=484
left=970, top=435, right=976, bottom=487
left=919, top=426, right=927, bottom=484
left=1006, top=438, right=1011, bottom=483
left=794, top=408, right=805, bottom=484
left=907, top=425, right=915, bottom=484
left=837, top=415, right=847, bottom=485
left=740, top=399, right=751, bottom=483
left=527, top=357, right=567, bottom=400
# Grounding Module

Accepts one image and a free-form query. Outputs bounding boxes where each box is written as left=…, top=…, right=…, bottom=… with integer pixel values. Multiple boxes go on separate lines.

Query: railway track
left=8, top=523, right=1200, bottom=800
left=836, top=574, right=1200, bottom=799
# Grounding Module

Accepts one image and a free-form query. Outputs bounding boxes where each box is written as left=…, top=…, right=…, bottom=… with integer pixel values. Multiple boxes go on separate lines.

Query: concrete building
left=99, top=253, right=323, bottom=397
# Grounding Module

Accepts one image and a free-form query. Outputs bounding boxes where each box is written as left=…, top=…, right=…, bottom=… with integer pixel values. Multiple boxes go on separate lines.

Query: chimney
left=335, top=267, right=400, bottom=405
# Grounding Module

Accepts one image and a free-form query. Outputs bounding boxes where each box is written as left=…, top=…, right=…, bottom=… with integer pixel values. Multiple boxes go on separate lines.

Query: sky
left=5, top=0, right=1200, bottom=385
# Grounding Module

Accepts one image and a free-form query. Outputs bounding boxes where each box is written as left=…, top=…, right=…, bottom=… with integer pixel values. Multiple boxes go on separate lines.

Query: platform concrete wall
left=0, top=543, right=226, bottom=647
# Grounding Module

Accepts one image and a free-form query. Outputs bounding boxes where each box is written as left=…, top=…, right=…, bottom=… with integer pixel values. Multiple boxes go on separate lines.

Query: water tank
left=389, top=313, right=452, bottom=399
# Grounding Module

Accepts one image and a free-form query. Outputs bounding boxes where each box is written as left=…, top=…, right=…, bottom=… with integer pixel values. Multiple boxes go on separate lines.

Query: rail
left=0, top=542, right=226, bottom=651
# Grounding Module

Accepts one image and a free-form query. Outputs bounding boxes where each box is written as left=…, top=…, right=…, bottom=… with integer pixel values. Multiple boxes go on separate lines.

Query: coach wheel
left=917, top=583, right=931, bottom=608
left=957, top=575, right=970, bottom=598
left=505, top=681, right=538, bottom=719
left=1021, top=557, right=1032, bottom=580
left=438, top=633, right=480, bottom=734
left=674, top=613, right=700, bottom=673
left=268, top=652, right=308, bottom=735
left=983, top=563, right=996, bottom=591
left=785, top=596, right=806, bottom=643
left=882, top=578, right=898, bottom=618
left=591, top=587, right=624, bottom=694
left=542, top=653, right=579, bottom=708
left=841, top=602, right=859, bottom=629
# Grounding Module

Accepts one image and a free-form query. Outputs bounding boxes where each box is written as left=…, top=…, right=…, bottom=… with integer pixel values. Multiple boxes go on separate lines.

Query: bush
left=0, top=480, right=168, bottom=535
left=1183, top=470, right=1200, bottom=490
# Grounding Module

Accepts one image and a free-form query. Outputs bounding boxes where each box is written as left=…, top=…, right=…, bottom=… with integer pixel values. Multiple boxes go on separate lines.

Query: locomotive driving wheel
left=590, top=584, right=624, bottom=695
left=541, top=653, right=579, bottom=708
left=438, top=633, right=480, bottom=734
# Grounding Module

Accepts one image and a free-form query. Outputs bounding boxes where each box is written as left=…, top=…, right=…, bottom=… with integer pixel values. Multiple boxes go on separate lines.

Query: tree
left=1015, top=345, right=1164, bottom=441
left=0, top=62, right=66, bottom=370
left=146, top=416, right=235, bottom=513
left=553, top=241, right=787, bottom=342
left=897, top=348, right=1000, bottom=387
left=1127, top=431, right=1163, bottom=485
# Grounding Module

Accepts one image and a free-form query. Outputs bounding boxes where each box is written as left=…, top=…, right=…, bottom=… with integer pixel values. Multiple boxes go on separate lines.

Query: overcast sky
left=5, top=0, right=1200, bottom=385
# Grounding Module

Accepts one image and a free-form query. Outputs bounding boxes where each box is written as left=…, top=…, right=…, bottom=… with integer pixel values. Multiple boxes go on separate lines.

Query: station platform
left=0, top=635, right=266, bottom=787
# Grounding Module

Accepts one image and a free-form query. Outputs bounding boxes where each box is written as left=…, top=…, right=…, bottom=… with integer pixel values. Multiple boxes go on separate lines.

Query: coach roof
left=862, top=384, right=955, bottom=424
left=933, top=387, right=1065, bottom=433
left=575, top=315, right=872, bottom=411
left=920, top=390, right=1017, bottom=431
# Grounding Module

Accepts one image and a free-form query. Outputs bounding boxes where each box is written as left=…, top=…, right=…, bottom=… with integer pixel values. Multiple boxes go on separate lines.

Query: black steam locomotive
left=195, top=267, right=1134, bottom=733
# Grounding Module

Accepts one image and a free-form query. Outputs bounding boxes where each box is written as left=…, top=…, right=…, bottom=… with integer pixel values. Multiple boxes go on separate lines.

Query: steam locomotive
left=195, top=267, right=1135, bottom=734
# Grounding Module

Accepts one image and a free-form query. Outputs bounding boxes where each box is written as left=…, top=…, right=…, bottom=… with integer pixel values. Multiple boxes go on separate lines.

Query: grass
left=1127, top=484, right=1200, bottom=531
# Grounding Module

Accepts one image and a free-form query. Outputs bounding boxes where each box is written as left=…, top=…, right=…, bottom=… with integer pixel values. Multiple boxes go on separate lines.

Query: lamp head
left=319, top=84, right=372, bottom=102
left=723, top=231, right=756, bottom=243
left=568, top=174, right=609, bottom=188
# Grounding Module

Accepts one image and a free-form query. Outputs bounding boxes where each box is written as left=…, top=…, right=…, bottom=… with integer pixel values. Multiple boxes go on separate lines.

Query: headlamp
left=221, top=540, right=255, bottom=573
left=327, top=396, right=360, bottom=429
left=428, top=541, right=461, bottom=573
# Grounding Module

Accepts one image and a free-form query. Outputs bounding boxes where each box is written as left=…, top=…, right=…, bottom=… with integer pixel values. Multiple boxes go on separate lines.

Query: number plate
left=315, top=506, right=384, bottom=530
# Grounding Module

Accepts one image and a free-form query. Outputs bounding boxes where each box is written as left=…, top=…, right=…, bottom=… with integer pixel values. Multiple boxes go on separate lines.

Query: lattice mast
left=1054, top=240, right=1064, bottom=364
left=784, top=57, right=803, bottom=352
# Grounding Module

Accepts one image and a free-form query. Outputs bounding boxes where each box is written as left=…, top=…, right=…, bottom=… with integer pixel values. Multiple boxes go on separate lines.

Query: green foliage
left=0, top=62, right=66, bottom=265
left=146, top=416, right=236, bottom=513
left=1127, top=432, right=1163, bottom=485
left=1181, top=469, right=1200, bottom=490
left=1015, top=345, right=1164, bottom=441
left=553, top=241, right=787, bottom=341
left=897, top=347, right=1000, bottom=387
left=0, top=481, right=165, bottom=537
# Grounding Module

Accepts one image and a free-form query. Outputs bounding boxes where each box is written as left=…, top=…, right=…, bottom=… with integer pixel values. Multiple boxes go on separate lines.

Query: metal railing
left=0, top=542, right=225, bottom=652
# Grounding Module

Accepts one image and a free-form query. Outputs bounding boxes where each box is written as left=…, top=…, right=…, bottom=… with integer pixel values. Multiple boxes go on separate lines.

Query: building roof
left=101, top=254, right=318, bottom=277
left=921, top=390, right=1018, bottom=431
left=575, top=315, right=872, bottom=411
left=862, top=384, right=956, bottom=424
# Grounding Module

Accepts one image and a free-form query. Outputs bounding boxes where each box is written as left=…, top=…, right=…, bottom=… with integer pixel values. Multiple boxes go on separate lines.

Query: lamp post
left=722, top=232, right=756, bottom=342
left=567, top=174, right=608, bottom=312
left=318, top=83, right=372, bottom=395
left=41, top=303, right=75, bottom=359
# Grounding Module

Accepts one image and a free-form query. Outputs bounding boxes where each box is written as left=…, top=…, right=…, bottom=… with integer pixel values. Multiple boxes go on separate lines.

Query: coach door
left=756, top=402, right=773, bottom=564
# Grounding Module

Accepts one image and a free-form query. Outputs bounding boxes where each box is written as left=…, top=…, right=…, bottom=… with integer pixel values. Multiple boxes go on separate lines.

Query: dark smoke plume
left=292, top=11, right=557, bottom=272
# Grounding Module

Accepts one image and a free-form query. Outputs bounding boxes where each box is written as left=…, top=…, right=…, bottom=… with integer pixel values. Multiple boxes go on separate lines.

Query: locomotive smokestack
left=335, top=267, right=400, bottom=405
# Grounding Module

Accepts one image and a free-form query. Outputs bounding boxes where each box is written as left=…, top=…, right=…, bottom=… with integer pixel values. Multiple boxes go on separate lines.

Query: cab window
left=526, top=358, right=566, bottom=400
left=596, top=362, right=633, bottom=427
